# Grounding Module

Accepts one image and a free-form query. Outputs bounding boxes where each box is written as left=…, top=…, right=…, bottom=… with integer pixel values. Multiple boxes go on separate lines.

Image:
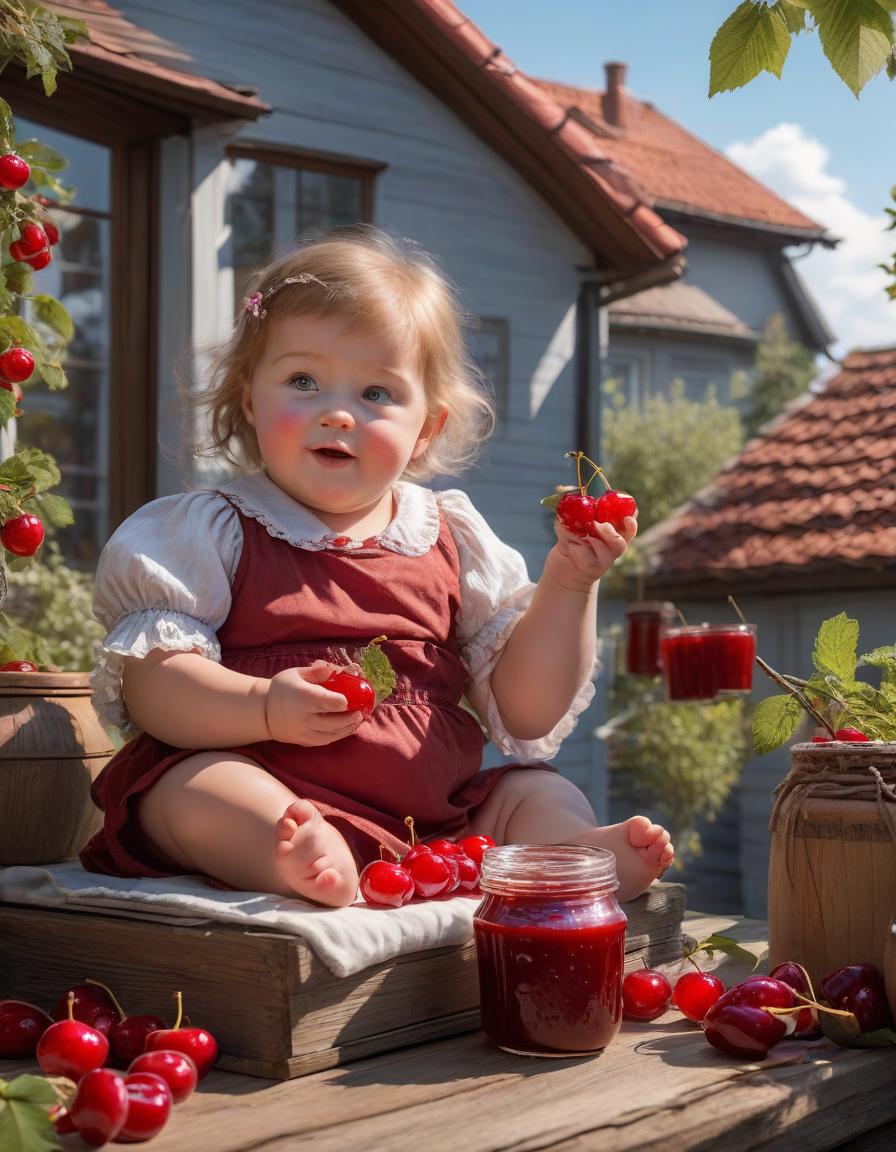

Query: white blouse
left=91, top=470, right=596, bottom=761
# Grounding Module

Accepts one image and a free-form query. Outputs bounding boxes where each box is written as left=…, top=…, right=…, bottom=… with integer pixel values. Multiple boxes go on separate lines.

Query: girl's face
left=243, top=311, right=444, bottom=524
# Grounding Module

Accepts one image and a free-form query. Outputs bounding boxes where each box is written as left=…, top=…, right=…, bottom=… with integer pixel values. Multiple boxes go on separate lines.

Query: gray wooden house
left=9, top=0, right=833, bottom=816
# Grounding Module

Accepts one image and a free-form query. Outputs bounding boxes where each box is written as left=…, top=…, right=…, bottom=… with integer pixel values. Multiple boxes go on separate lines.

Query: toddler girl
left=81, top=228, right=673, bottom=907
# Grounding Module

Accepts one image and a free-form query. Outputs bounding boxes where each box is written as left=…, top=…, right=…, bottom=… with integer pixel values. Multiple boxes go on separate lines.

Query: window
left=225, top=147, right=378, bottom=306
left=469, top=318, right=509, bottom=422
left=12, top=120, right=111, bottom=569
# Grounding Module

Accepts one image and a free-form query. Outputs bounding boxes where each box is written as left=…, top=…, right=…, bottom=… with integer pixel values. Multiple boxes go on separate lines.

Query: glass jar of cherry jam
left=625, top=601, right=676, bottom=677
left=473, top=845, right=627, bottom=1056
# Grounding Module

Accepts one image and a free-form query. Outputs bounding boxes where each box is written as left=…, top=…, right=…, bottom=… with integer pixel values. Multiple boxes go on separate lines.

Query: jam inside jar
left=473, top=845, right=627, bottom=1056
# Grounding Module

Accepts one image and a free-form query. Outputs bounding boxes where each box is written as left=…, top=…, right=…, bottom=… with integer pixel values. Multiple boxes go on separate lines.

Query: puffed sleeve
left=89, top=491, right=242, bottom=735
left=437, top=489, right=596, bottom=762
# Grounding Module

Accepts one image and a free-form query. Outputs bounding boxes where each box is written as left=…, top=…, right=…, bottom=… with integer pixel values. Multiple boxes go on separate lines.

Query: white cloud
left=726, top=123, right=895, bottom=356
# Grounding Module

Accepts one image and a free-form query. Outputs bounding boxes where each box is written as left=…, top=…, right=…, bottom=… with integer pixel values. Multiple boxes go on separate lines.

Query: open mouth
left=313, top=447, right=354, bottom=460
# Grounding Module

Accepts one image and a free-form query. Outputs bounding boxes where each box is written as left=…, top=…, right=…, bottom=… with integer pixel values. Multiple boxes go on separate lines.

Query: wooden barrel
left=0, top=671, right=114, bottom=865
left=768, top=741, right=896, bottom=986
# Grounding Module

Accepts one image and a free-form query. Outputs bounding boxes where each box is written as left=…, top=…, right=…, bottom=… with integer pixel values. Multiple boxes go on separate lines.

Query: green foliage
left=710, top=1, right=896, bottom=98
left=0, top=0, right=87, bottom=96
left=357, top=638, right=397, bottom=705
left=0, top=1074, right=61, bottom=1152
left=881, top=186, right=896, bottom=300
left=601, top=378, right=744, bottom=534
left=0, top=1, right=88, bottom=664
left=3, top=538, right=102, bottom=670
left=752, top=613, right=896, bottom=753
left=741, top=314, right=817, bottom=437
left=604, top=675, right=748, bottom=862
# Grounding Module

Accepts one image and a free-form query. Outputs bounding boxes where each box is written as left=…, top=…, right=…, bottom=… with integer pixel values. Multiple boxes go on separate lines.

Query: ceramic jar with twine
left=768, top=740, right=896, bottom=986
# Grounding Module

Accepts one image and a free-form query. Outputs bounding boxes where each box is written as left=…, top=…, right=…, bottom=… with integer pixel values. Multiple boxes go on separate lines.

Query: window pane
left=226, top=157, right=274, bottom=289
left=15, top=118, right=109, bottom=214
left=22, top=205, right=110, bottom=570
left=296, top=170, right=363, bottom=238
left=469, top=318, right=508, bottom=420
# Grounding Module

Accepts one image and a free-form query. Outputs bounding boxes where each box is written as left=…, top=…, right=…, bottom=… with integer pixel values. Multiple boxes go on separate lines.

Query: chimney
left=603, top=61, right=628, bottom=129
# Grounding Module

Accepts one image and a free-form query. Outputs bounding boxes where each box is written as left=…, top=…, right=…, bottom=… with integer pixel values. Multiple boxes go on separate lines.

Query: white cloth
left=0, top=861, right=479, bottom=979
left=90, top=469, right=595, bottom=760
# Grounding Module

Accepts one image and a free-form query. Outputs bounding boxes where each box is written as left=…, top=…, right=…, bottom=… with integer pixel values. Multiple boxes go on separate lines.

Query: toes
left=312, top=867, right=342, bottom=890
left=659, top=843, right=675, bottom=866
left=282, top=799, right=316, bottom=828
left=626, top=815, right=657, bottom=848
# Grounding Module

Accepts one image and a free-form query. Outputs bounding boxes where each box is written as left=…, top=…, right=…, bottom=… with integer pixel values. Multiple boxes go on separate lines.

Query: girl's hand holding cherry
left=543, top=452, right=637, bottom=593
left=262, top=659, right=366, bottom=747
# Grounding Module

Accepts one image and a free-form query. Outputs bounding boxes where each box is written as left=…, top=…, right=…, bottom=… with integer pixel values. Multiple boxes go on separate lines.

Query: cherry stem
left=369, top=635, right=387, bottom=647
left=684, top=951, right=703, bottom=973
left=171, top=990, right=184, bottom=1031
left=404, top=815, right=418, bottom=847
left=85, top=977, right=126, bottom=1023
left=378, top=842, right=400, bottom=862
left=764, top=996, right=854, bottom=1021
left=65, top=991, right=74, bottom=1023
left=675, top=606, right=689, bottom=627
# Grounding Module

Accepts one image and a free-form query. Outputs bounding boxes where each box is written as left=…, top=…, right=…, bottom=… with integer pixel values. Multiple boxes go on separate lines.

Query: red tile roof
left=51, top=1, right=269, bottom=121
left=642, top=348, right=896, bottom=594
left=532, top=76, right=825, bottom=239
left=335, top=0, right=688, bottom=277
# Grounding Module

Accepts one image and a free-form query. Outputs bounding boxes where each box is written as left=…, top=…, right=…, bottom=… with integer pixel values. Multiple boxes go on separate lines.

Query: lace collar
left=212, top=470, right=441, bottom=557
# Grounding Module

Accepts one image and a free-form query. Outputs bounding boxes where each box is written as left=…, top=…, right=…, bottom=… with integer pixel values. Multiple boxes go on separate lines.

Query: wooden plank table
left=6, top=912, right=896, bottom=1151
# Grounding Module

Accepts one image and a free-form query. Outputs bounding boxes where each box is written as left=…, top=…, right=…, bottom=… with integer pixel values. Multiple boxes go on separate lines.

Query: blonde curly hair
left=189, top=227, right=495, bottom=481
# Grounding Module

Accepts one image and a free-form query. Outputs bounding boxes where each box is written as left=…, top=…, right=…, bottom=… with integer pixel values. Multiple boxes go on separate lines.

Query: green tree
left=709, top=1, right=896, bottom=299
left=741, top=313, right=816, bottom=437
left=601, top=378, right=744, bottom=535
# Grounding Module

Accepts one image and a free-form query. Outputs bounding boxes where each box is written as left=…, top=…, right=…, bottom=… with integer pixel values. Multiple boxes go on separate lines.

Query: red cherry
left=715, top=976, right=795, bottom=1013
left=37, top=997, right=110, bottom=1080
left=0, top=512, right=44, bottom=556
left=811, top=736, right=833, bottom=743
left=52, top=983, right=118, bottom=1034
left=359, top=859, right=415, bottom=908
left=54, top=1108, right=77, bottom=1134
left=621, top=969, right=672, bottom=1021
left=703, top=1000, right=787, bottom=1059
left=672, top=971, right=725, bottom=1023
left=406, top=850, right=452, bottom=898
left=454, top=853, right=480, bottom=892
left=118, top=1071, right=173, bottom=1142
left=16, top=222, right=48, bottom=255
left=593, top=490, right=638, bottom=532
left=0, top=660, right=38, bottom=671
left=426, top=837, right=462, bottom=856
left=0, top=347, right=34, bottom=383
left=69, top=1067, right=129, bottom=1146
left=401, top=843, right=432, bottom=866
left=820, top=963, right=892, bottom=1033
left=455, top=834, right=495, bottom=865
left=128, top=1050, right=198, bottom=1105
left=768, top=962, right=820, bottom=1036
left=0, top=153, right=30, bottom=190
left=143, top=992, right=218, bottom=1079
left=322, top=669, right=376, bottom=718
left=25, top=248, right=52, bottom=270
left=111, top=1013, right=167, bottom=1065
left=0, top=998, right=53, bottom=1057
left=833, top=727, right=870, bottom=742
left=43, top=217, right=60, bottom=245
left=439, top=852, right=461, bottom=894
left=556, top=492, right=597, bottom=537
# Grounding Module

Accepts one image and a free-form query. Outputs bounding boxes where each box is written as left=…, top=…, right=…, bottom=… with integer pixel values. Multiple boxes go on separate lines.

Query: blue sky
left=460, top=0, right=896, bottom=352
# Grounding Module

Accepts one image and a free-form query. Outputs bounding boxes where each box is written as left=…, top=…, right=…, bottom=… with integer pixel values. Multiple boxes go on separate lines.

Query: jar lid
left=479, top=844, right=618, bottom=896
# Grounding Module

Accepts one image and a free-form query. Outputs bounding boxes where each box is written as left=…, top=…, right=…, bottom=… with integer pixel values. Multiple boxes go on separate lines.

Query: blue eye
left=363, top=386, right=394, bottom=405
left=288, top=373, right=318, bottom=392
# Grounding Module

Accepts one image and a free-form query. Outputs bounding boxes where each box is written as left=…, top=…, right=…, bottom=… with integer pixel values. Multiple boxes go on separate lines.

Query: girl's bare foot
left=569, top=815, right=674, bottom=902
left=274, top=799, right=359, bottom=907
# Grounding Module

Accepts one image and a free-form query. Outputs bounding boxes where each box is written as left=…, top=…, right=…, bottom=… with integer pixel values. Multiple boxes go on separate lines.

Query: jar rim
left=479, top=844, right=618, bottom=895
left=663, top=622, right=755, bottom=637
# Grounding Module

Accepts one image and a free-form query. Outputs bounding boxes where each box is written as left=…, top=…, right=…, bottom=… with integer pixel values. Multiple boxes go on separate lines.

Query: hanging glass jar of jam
left=473, top=845, right=627, bottom=1056
left=625, top=600, right=676, bottom=677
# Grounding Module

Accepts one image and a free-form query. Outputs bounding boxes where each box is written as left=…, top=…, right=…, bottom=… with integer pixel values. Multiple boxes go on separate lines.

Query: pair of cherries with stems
left=549, top=451, right=637, bottom=537
left=359, top=817, right=494, bottom=907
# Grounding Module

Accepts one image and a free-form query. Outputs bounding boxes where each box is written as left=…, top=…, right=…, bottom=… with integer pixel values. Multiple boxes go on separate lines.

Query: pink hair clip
left=242, top=291, right=267, bottom=320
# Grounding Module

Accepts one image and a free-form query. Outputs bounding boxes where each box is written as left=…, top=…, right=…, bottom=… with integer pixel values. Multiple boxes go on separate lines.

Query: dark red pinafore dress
left=80, top=497, right=513, bottom=880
